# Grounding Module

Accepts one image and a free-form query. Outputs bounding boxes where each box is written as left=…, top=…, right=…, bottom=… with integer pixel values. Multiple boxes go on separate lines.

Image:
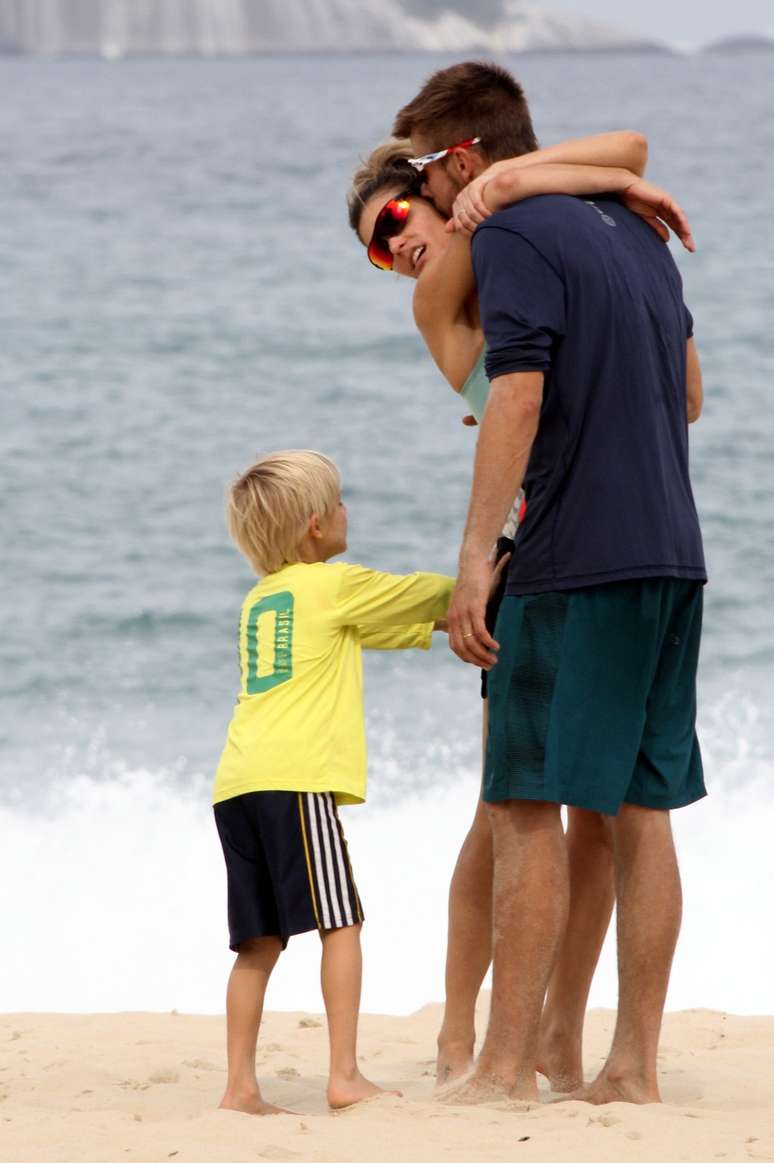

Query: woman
left=348, top=134, right=700, bottom=1092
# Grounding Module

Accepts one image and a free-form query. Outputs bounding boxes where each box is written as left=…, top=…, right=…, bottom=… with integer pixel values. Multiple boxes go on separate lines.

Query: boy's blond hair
left=227, top=450, right=341, bottom=576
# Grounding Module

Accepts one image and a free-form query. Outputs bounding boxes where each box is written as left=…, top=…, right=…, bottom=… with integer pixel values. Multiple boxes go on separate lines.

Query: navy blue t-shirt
left=472, top=194, right=706, bottom=595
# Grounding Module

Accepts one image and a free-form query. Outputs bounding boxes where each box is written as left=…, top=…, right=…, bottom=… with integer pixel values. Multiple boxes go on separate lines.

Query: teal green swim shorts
left=484, top=578, right=706, bottom=815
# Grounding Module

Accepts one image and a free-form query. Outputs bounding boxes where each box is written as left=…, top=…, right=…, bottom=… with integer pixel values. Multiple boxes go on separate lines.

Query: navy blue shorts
left=214, top=791, right=364, bottom=950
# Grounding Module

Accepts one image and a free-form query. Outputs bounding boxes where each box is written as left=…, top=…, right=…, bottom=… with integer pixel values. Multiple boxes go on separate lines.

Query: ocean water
left=2, top=52, right=773, bottom=1017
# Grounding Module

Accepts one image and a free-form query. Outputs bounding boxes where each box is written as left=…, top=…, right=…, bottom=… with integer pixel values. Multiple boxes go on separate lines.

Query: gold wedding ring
left=462, top=632, right=474, bottom=639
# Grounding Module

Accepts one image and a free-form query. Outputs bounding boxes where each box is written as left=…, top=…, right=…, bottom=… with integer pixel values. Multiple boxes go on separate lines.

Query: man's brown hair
left=393, top=60, right=538, bottom=163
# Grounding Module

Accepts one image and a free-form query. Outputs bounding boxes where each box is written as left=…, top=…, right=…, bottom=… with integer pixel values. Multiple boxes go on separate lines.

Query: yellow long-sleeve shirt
left=213, top=561, right=454, bottom=806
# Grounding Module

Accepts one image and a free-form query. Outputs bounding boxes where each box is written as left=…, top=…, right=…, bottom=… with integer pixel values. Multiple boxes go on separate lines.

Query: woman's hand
left=619, top=178, right=695, bottom=251
left=448, top=169, right=499, bottom=234
left=449, top=168, right=696, bottom=253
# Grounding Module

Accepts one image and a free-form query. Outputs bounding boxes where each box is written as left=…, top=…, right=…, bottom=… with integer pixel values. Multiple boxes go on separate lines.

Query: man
left=394, top=61, right=706, bottom=1104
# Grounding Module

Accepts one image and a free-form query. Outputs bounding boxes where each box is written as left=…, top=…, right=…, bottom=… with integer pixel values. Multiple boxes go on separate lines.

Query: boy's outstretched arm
left=356, top=551, right=508, bottom=650
left=334, top=565, right=454, bottom=630
left=357, top=622, right=436, bottom=650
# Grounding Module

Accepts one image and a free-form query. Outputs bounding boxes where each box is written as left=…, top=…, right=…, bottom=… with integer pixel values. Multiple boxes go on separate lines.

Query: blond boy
left=213, top=450, right=454, bottom=1113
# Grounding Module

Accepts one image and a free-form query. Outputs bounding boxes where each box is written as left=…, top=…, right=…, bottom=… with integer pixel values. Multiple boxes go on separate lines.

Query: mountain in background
left=703, top=33, right=774, bottom=53
left=0, top=0, right=668, bottom=57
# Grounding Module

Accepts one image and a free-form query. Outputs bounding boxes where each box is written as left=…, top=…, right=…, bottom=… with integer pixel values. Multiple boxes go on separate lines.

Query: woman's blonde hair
left=226, top=450, right=341, bottom=576
left=347, top=138, right=422, bottom=236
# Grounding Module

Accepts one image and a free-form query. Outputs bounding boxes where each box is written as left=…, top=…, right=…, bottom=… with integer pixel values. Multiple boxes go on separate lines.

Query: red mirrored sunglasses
left=367, top=192, right=412, bottom=271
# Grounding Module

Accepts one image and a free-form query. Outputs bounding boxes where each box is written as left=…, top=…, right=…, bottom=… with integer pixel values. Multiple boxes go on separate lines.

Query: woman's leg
left=436, top=703, right=494, bottom=1086
left=537, top=807, right=615, bottom=1091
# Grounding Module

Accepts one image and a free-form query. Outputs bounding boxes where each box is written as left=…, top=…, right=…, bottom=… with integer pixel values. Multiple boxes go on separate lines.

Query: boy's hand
left=433, top=619, right=449, bottom=633
left=462, top=413, right=478, bottom=427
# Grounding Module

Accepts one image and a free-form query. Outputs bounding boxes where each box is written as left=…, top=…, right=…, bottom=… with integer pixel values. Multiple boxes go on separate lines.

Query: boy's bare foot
left=435, top=1037, right=475, bottom=1088
left=558, top=1067, right=661, bottom=1106
left=219, top=1088, right=293, bottom=1116
left=327, top=1069, right=402, bottom=1110
left=536, top=1028, right=584, bottom=1093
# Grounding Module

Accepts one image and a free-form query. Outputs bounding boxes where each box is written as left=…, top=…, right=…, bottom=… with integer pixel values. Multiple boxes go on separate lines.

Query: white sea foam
left=2, top=692, right=773, bottom=1018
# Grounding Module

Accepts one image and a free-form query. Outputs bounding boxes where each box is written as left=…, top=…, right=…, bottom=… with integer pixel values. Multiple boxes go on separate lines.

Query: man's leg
left=538, top=807, right=615, bottom=1091
left=436, top=706, right=494, bottom=1086
left=322, top=924, right=399, bottom=1109
left=220, top=936, right=285, bottom=1114
left=574, top=804, right=681, bottom=1104
left=451, top=798, right=569, bottom=1103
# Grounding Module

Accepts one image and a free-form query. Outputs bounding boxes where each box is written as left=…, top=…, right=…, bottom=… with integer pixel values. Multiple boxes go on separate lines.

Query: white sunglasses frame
left=407, top=136, right=482, bottom=174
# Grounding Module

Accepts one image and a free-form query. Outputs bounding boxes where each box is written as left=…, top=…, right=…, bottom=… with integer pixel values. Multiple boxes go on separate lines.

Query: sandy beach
left=3, top=997, right=773, bottom=1163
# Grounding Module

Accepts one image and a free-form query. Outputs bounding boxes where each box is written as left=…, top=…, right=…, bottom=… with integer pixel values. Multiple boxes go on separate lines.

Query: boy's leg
left=321, top=923, right=399, bottom=1109
left=537, top=807, right=615, bottom=1091
left=436, top=706, right=493, bottom=1086
left=220, top=936, right=285, bottom=1115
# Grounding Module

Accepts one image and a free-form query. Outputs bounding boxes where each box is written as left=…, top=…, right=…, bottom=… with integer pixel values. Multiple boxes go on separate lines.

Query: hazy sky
left=540, top=0, right=774, bottom=49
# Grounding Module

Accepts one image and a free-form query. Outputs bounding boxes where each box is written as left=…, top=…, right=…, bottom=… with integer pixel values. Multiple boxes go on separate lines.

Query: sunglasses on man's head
left=407, top=136, right=481, bottom=173
left=367, top=192, right=412, bottom=272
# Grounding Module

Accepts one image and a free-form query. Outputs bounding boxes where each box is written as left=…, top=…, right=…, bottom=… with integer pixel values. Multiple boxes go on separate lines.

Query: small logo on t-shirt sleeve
left=584, top=200, right=617, bottom=227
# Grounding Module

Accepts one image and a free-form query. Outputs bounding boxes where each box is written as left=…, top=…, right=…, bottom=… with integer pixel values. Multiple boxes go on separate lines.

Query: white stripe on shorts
left=305, top=793, right=332, bottom=929
left=324, top=793, right=354, bottom=927
left=317, top=793, right=343, bottom=928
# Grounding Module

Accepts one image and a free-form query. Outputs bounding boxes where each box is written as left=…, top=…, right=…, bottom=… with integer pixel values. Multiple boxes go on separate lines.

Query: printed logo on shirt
left=245, top=591, right=295, bottom=694
left=584, top=200, right=617, bottom=228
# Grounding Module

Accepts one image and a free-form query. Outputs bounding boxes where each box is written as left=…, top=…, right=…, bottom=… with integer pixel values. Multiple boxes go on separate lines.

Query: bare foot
left=219, top=1089, right=293, bottom=1116
left=435, top=1037, right=475, bottom=1088
left=438, top=1068, right=534, bottom=1106
left=327, top=1070, right=402, bottom=1110
left=536, top=1029, right=584, bottom=1093
left=559, top=1069, right=660, bottom=1106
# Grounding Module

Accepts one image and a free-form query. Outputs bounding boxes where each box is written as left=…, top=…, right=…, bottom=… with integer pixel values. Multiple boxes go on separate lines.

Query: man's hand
left=447, top=552, right=499, bottom=667
left=620, top=178, right=696, bottom=252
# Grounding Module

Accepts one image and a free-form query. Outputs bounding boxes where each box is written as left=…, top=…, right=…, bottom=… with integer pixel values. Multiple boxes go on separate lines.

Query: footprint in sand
left=259, top=1149, right=300, bottom=1161
left=182, top=1059, right=219, bottom=1071
left=747, top=1140, right=774, bottom=1161
left=297, top=1018, right=322, bottom=1029
left=588, top=1114, right=621, bottom=1128
left=275, top=1067, right=300, bottom=1079
left=147, top=1070, right=180, bottom=1085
